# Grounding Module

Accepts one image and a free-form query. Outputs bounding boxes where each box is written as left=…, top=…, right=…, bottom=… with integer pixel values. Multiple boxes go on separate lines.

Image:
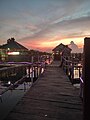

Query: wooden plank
left=5, top=61, right=82, bottom=120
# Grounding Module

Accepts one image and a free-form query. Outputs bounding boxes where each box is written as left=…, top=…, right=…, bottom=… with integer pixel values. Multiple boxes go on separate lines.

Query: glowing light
left=7, top=48, right=10, bottom=50
left=7, top=52, right=20, bottom=55
left=8, top=81, right=11, bottom=85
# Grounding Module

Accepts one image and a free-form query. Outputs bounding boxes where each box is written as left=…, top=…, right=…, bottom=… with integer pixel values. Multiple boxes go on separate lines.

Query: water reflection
left=0, top=65, right=44, bottom=120
left=8, top=81, right=11, bottom=85
left=0, top=82, right=31, bottom=120
left=0, top=66, right=43, bottom=87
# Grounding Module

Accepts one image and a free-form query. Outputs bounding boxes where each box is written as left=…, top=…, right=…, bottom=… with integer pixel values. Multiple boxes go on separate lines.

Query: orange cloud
left=20, top=36, right=85, bottom=52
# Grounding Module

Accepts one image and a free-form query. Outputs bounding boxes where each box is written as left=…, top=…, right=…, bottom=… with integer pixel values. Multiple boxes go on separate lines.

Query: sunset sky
left=0, top=0, right=90, bottom=52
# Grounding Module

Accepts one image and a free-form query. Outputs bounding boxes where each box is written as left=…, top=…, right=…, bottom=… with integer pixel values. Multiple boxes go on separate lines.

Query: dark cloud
left=20, top=15, right=90, bottom=43
left=0, top=0, right=90, bottom=51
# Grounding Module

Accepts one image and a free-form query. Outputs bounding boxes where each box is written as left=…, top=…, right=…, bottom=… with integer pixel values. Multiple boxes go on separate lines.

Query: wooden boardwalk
left=5, top=61, right=83, bottom=120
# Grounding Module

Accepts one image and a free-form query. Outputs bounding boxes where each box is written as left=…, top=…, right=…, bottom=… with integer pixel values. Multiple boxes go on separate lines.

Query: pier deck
left=5, top=61, right=83, bottom=120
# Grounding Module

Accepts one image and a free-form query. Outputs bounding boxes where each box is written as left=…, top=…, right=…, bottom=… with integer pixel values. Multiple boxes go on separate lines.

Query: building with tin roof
left=0, top=38, right=29, bottom=62
left=52, top=43, right=72, bottom=60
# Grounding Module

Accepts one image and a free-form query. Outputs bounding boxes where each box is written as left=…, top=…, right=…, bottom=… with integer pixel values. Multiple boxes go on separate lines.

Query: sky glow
left=0, top=0, right=90, bottom=52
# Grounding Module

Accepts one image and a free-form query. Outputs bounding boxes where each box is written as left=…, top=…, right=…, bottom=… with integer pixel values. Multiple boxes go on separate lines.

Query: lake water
left=0, top=81, right=32, bottom=120
left=0, top=66, right=44, bottom=120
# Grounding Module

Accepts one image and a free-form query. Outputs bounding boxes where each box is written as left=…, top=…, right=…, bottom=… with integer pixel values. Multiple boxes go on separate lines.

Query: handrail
left=79, top=77, right=84, bottom=99
left=61, top=55, right=83, bottom=99
left=62, top=56, right=80, bottom=64
left=0, top=62, right=45, bottom=98
left=80, top=77, right=84, bottom=83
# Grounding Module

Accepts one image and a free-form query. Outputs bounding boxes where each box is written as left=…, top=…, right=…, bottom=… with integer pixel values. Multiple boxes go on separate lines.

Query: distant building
left=68, top=41, right=83, bottom=53
left=0, top=38, right=29, bottom=62
left=52, top=43, right=72, bottom=60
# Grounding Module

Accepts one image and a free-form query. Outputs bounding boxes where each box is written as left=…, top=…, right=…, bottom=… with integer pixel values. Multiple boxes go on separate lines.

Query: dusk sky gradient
left=0, top=0, right=90, bottom=52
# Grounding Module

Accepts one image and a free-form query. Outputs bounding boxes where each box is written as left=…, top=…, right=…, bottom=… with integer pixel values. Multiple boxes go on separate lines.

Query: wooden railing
left=61, top=56, right=83, bottom=98
left=0, top=62, right=46, bottom=97
left=61, top=56, right=82, bottom=83
left=79, top=77, right=84, bottom=99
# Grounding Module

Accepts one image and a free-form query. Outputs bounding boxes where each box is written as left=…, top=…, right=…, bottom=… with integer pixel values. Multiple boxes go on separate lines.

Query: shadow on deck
left=5, top=61, right=83, bottom=120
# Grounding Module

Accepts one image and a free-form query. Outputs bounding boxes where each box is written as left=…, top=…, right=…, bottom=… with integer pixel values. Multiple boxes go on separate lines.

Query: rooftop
left=52, top=43, right=71, bottom=52
left=0, top=38, right=28, bottom=51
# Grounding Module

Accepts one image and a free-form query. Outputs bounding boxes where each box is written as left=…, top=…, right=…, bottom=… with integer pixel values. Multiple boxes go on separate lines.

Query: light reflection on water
left=0, top=66, right=44, bottom=120
left=0, top=81, right=32, bottom=120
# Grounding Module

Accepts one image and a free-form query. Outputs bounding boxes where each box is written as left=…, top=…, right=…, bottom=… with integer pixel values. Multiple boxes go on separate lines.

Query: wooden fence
left=0, top=62, right=45, bottom=96
left=61, top=56, right=83, bottom=98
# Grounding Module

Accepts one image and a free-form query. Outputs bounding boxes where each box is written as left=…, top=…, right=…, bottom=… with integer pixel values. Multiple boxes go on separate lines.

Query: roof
left=0, top=38, right=28, bottom=51
left=52, top=43, right=71, bottom=52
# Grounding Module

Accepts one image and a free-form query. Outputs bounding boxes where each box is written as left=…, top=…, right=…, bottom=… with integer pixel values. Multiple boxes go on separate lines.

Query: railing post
left=71, top=63, right=74, bottom=84
left=83, top=37, right=90, bottom=120
left=28, top=66, right=30, bottom=78
left=31, top=64, right=33, bottom=84
left=34, top=66, right=36, bottom=78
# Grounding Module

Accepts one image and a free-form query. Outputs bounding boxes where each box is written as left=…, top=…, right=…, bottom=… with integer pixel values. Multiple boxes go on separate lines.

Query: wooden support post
left=31, top=56, right=34, bottom=83
left=83, top=37, right=90, bottom=120
left=71, top=63, right=74, bottom=84
left=31, top=65, right=33, bottom=84
left=34, top=66, right=36, bottom=78
left=28, top=66, right=30, bottom=78
left=79, top=66, right=81, bottom=78
left=39, top=66, right=42, bottom=75
left=38, top=66, right=40, bottom=76
left=37, top=66, right=39, bottom=77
